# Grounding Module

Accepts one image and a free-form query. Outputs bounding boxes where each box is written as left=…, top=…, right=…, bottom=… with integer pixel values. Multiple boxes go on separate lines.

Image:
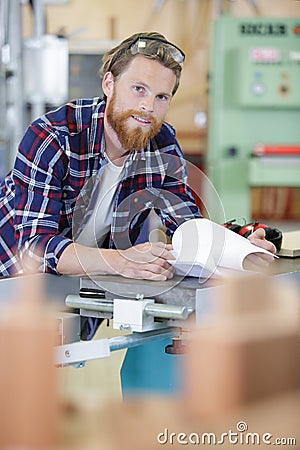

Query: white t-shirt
left=77, top=158, right=124, bottom=247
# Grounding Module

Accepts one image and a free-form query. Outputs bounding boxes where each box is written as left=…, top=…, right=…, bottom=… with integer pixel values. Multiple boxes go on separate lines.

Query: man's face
left=104, top=56, right=176, bottom=151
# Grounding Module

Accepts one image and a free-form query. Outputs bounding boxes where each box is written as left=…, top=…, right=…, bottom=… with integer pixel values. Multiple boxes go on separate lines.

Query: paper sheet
left=169, top=218, right=276, bottom=278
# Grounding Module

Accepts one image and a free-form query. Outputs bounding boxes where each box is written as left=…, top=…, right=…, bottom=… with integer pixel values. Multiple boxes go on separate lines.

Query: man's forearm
left=56, top=242, right=119, bottom=276
left=56, top=241, right=175, bottom=281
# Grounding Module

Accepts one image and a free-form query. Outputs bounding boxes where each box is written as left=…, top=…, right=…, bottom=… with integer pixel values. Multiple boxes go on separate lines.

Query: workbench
left=70, top=256, right=300, bottom=395
left=0, top=256, right=299, bottom=395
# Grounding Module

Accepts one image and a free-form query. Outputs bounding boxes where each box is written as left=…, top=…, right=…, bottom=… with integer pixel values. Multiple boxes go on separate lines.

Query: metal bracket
left=113, top=298, right=156, bottom=332
left=54, top=327, right=180, bottom=367
left=65, top=294, right=193, bottom=333
left=55, top=338, right=111, bottom=366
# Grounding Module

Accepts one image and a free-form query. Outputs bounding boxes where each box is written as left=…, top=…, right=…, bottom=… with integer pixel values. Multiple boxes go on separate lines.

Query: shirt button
left=134, top=197, right=138, bottom=203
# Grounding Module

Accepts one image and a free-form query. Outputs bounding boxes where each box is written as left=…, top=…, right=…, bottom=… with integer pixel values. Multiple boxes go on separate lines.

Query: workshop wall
left=21, top=0, right=300, bottom=221
left=22, top=0, right=300, bottom=155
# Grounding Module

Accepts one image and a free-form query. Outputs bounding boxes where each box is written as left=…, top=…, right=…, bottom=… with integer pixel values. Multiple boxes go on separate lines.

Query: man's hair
left=100, top=31, right=182, bottom=96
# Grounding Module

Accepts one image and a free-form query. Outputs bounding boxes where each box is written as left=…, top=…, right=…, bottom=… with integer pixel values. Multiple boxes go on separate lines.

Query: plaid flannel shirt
left=0, top=98, right=200, bottom=277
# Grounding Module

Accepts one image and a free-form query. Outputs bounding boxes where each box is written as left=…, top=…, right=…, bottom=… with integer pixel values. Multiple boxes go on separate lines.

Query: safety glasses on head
left=129, top=36, right=185, bottom=65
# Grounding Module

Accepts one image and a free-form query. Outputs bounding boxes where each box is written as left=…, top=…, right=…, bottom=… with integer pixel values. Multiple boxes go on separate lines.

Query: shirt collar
left=88, top=98, right=106, bottom=158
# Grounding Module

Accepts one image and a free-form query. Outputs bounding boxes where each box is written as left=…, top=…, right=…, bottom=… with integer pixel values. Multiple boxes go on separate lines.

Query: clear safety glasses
left=129, top=36, right=185, bottom=65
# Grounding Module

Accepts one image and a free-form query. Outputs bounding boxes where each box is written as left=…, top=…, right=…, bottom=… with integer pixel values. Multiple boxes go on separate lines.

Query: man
left=0, top=32, right=275, bottom=279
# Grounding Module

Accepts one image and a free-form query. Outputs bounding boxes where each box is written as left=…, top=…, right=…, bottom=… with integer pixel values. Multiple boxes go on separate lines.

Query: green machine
left=206, top=16, right=300, bottom=222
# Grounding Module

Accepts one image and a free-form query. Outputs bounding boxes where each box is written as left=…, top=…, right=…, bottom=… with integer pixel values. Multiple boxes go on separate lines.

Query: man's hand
left=243, top=228, right=276, bottom=271
left=110, top=241, right=175, bottom=281
left=57, top=241, right=175, bottom=280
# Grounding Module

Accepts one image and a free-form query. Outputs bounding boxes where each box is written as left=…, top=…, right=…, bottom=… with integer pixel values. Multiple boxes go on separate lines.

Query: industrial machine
left=55, top=275, right=213, bottom=367
left=57, top=261, right=300, bottom=396
left=0, top=256, right=299, bottom=396
left=206, top=16, right=300, bottom=223
left=60, top=263, right=300, bottom=393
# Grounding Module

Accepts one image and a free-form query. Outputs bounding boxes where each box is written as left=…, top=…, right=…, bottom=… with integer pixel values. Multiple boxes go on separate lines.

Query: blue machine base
left=120, top=338, right=184, bottom=397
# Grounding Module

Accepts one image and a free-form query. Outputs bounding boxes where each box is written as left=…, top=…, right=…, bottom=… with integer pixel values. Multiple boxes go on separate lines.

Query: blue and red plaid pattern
left=0, top=98, right=200, bottom=277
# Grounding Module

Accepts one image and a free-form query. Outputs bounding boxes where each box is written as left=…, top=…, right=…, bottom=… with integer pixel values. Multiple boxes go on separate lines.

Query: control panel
left=237, top=45, right=300, bottom=108
left=206, top=17, right=300, bottom=222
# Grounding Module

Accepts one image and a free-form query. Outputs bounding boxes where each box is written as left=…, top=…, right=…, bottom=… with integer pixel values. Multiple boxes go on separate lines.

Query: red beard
left=106, top=93, right=163, bottom=152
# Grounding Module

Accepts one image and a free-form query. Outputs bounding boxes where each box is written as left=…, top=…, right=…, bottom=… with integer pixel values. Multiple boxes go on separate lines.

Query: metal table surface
left=0, top=273, right=80, bottom=310
left=80, top=257, right=300, bottom=308
left=0, top=257, right=298, bottom=310
left=271, top=256, right=300, bottom=275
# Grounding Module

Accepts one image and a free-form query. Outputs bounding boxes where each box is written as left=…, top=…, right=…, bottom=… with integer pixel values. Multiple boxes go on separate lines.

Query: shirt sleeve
left=155, top=138, right=202, bottom=238
left=13, top=120, right=73, bottom=274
